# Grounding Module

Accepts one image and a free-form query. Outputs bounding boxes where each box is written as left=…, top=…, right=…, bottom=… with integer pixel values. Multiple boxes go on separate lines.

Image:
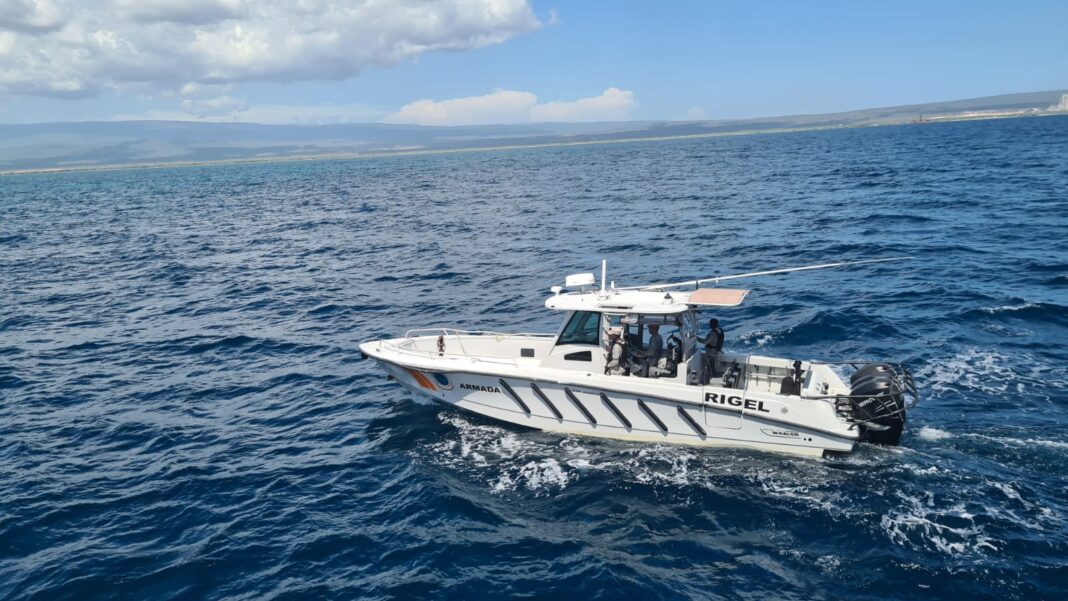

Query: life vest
left=707, top=327, right=725, bottom=352
left=605, top=339, right=628, bottom=374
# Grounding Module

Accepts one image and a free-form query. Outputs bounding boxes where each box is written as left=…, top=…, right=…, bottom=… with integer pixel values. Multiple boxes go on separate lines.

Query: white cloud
left=0, top=0, right=540, bottom=98
left=0, top=0, right=66, bottom=33
left=386, top=90, right=536, bottom=126
left=385, top=87, right=637, bottom=125
left=180, top=94, right=248, bottom=117
left=683, top=106, right=708, bottom=120
left=529, top=87, right=635, bottom=122
left=0, top=31, right=17, bottom=54
left=113, top=0, right=244, bottom=25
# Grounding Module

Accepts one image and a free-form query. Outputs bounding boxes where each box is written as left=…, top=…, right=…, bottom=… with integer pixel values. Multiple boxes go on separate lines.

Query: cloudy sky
left=0, top=0, right=1064, bottom=125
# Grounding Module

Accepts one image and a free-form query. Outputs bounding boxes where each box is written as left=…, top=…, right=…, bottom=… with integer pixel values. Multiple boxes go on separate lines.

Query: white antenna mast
left=600, top=259, right=607, bottom=292
left=622, top=257, right=912, bottom=291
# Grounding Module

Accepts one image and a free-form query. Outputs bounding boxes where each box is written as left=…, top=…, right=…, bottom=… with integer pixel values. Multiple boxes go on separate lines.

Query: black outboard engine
left=849, top=363, right=910, bottom=445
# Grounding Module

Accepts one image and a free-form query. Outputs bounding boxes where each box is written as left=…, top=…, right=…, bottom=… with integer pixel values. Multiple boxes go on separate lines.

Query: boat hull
left=371, top=357, right=857, bottom=458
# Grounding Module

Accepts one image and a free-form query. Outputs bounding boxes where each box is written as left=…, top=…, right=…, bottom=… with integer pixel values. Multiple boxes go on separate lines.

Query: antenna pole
left=618, top=256, right=912, bottom=291
left=601, top=259, right=607, bottom=292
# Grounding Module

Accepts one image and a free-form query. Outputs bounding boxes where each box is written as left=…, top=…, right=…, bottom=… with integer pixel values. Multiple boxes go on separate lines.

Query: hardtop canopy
left=545, top=288, right=750, bottom=315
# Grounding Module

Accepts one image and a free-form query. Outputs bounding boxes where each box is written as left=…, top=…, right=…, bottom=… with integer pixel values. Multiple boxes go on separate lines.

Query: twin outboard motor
left=849, top=363, right=911, bottom=445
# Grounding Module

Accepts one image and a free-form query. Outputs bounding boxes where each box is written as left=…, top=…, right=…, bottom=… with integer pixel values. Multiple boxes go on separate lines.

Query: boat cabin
left=376, top=269, right=850, bottom=399
left=541, top=276, right=749, bottom=385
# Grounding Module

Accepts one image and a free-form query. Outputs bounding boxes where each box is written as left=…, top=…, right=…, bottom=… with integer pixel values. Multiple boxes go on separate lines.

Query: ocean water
left=1, top=116, right=1067, bottom=600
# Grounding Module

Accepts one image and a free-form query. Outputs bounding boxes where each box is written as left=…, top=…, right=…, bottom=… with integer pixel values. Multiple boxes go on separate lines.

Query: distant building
left=1052, top=93, right=1068, bottom=112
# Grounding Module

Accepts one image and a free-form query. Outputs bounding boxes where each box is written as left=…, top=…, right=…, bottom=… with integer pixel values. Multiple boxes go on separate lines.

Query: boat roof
left=545, top=288, right=749, bottom=314
left=543, top=257, right=911, bottom=315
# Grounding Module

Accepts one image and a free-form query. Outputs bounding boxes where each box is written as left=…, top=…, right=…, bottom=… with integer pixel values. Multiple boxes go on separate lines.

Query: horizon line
left=2, top=88, right=1066, bottom=128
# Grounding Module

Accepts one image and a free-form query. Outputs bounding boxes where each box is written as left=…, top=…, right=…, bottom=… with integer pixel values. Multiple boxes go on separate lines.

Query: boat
left=359, top=259, right=919, bottom=457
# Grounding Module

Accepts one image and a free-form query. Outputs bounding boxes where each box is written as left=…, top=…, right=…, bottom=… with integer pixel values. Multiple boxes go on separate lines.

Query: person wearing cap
left=605, top=328, right=627, bottom=375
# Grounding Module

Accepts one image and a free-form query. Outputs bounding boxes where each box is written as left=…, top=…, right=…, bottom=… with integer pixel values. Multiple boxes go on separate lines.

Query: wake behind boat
left=359, top=259, right=918, bottom=457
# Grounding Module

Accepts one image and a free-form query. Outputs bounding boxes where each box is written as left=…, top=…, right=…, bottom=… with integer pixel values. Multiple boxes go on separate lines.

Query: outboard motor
left=849, top=363, right=909, bottom=445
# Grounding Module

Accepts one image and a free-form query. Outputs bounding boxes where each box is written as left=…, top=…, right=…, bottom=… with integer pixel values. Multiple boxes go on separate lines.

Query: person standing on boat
left=699, top=318, right=725, bottom=382
left=605, top=328, right=627, bottom=375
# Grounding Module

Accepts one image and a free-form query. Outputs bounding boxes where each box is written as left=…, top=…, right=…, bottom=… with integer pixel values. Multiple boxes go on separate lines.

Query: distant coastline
left=3, top=90, right=1066, bottom=176
left=0, top=124, right=831, bottom=177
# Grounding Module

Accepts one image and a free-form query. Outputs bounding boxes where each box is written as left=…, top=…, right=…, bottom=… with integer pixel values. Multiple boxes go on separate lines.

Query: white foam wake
left=916, top=426, right=953, bottom=441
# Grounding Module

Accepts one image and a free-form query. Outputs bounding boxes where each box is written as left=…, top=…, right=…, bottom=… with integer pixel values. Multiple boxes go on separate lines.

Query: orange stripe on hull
left=405, top=369, right=436, bottom=391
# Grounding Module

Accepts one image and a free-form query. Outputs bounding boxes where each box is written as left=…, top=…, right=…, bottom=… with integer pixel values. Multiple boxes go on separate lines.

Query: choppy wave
left=421, top=410, right=1065, bottom=564
left=965, top=301, right=1068, bottom=327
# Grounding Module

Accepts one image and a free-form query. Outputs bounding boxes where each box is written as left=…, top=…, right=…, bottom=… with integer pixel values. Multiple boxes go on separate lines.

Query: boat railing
left=381, top=328, right=555, bottom=365
left=402, top=328, right=556, bottom=340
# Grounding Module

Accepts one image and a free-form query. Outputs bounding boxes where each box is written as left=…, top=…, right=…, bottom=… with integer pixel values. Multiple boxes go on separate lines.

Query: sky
left=0, top=0, right=1065, bottom=125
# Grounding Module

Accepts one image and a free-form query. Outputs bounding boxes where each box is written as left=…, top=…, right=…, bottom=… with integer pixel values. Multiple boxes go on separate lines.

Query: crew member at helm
left=632, top=323, right=664, bottom=377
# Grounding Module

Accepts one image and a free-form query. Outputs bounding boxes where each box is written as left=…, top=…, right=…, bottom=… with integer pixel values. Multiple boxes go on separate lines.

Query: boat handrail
left=402, top=328, right=555, bottom=339
left=380, top=328, right=554, bottom=365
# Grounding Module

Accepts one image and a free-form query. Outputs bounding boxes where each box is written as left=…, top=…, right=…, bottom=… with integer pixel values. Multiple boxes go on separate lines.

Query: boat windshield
left=619, top=312, right=694, bottom=350
left=556, top=311, right=601, bottom=346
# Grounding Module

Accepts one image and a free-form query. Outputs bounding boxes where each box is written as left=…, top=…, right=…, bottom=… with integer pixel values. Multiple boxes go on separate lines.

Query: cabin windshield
left=556, top=310, right=601, bottom=346
left=618, top=311, right=695, bottom=350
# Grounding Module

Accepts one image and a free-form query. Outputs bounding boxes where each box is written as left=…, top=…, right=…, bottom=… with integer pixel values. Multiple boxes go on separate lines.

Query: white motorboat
left=359, top=259, right=918, bottom=457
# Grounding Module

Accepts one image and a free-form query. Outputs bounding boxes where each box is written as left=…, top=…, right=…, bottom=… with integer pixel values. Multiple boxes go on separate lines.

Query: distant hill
left=2, top=89, right=1066, bottom=174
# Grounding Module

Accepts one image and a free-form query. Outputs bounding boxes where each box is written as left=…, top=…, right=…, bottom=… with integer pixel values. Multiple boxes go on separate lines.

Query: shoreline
left=2, top=111, right=1063, bottom=177
left=0, top=124, right=834, bottom=177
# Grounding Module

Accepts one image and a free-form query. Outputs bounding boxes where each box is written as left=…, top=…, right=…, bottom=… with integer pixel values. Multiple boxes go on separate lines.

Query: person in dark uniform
left=699, top=318, right=725, bottom=382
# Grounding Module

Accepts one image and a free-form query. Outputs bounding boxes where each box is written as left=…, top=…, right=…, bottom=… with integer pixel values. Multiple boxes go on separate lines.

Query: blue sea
left=2, top=116, right=1067, bottom=600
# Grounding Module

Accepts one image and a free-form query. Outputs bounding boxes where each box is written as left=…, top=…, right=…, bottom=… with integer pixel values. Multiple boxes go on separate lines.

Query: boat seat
left=779, top=374, right=800, bottom=395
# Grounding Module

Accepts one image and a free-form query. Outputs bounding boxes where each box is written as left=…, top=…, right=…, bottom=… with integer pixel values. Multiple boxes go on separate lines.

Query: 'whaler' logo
left=460, top=383, right=501, bottom=393
left=761, top=428, right=800, bottom=438
left=705, top=392, right=770, bottom=413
